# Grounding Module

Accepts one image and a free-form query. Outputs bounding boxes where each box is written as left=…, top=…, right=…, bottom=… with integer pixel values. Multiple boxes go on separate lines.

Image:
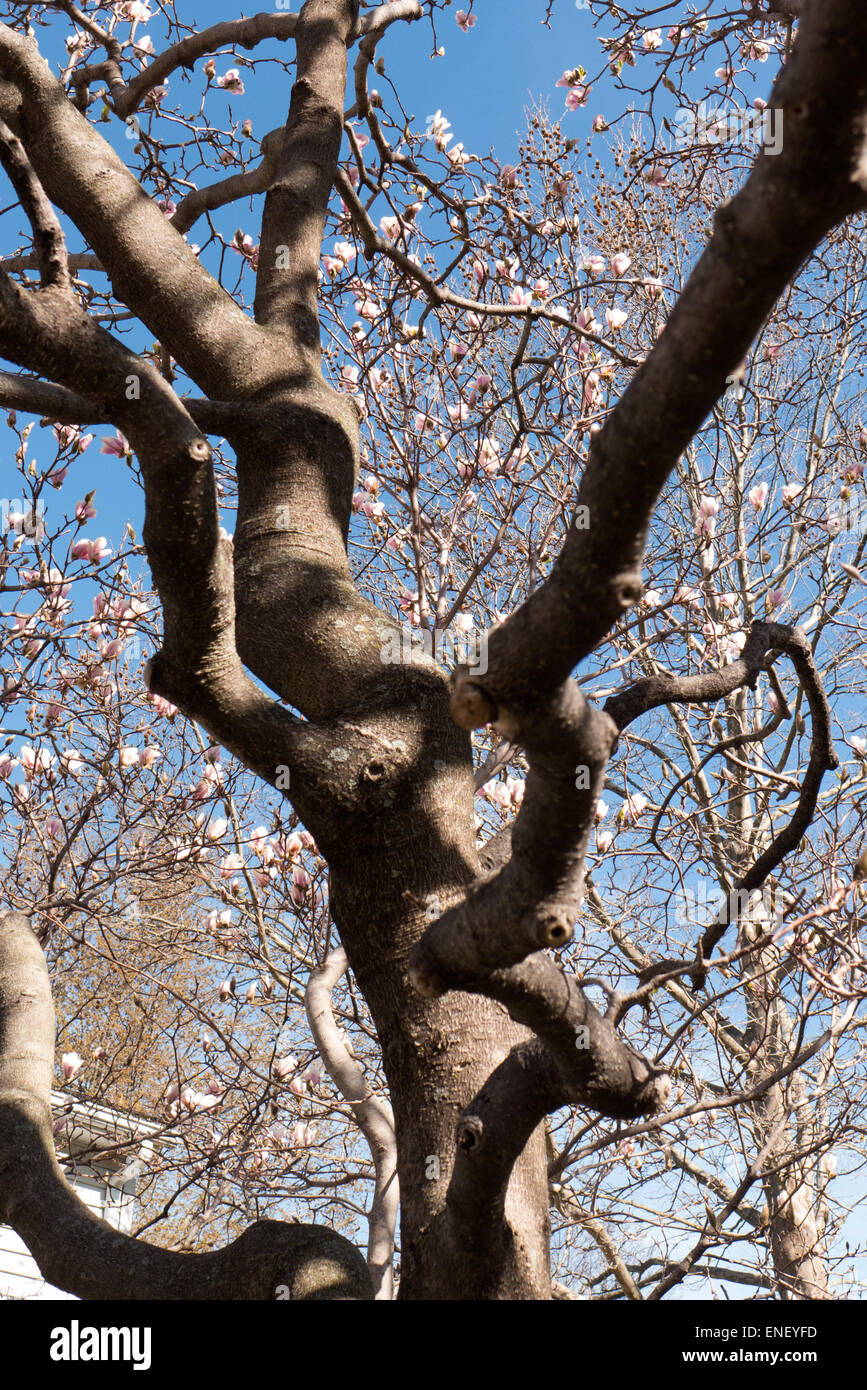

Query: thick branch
left=71, top=12, right=300, bottom=117
left=0, top=269, right=329, bottom=798
left=412, top=682, right=616, bottom=987
left=603, top=620, right=782, bottom=731
left=0, top=117, right=69, bottom=290
left=448, top=0, right=867, bottom=731
left=172, top=129, right=285, bottom=237
left=0, top=911, right=370, bottom=1299
left=0, top=22, right=268, bottom=397
left=0, top=368, right=238, bottom=435
left=254, top=0, right=357, bottom=341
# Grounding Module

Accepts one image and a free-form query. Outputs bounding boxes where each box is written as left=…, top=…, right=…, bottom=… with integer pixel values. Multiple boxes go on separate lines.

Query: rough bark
left=0, top=0, right=864, bottom=1300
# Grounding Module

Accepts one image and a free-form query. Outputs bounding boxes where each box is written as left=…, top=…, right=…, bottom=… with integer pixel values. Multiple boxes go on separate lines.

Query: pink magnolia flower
left=100, top=431, right=130, bottom=458
left=782, top=483, right=803, bottom=507
left=556, top=68, right=585, bottom=89
left=591, top=115, right=608, bottom=132
left=180, top=1088, right=211, bottom=1114
left=575, top=306, right=600, bottom=334
left=61, top=1051, right=83, bottom=1081
left=139, top=746, right=162, bottom=769
left=217, top=68, right=245, bottom=95
left=505, top=776, right=525, bottom=806
left=119, top=746, right=141, bottom=768
left=611, top=252, right=632, bottom=278
left=232, top=232, right=259, bottom=269
left=620, top=793, right=648, bottom=824
left=643, top=29, right=662, bottom=50
left=218, top=979, right=235, bottom=1002
left=426, top=111, right=451, bottom=150
left=455, top=9, right=476, bottom=30
left=509, top=285, right=533, bottom=308
left=220, top=852, right=245, bottom=878
left=71, top=535, right=112, bottom=563
left=595, top=799, right=609, bottom=822
left=273, top=1055, right=297, bottom=1081
left=565, top=86, right=590, bottom=111
left=60, top=749, right=84, bottom=777
left=477, top=437, right=501, bottom=476
left=748, top=482, right=769, bottom=511
left=379, top=215, right=400, bottom=240
left=292, top=864, right=311, bottom=891
left=583, top=371, right=603, bottom=408
left=745, top=40, right=769, bottom=62
left=695, top=496, right=719, bottom=540
left=584, top=255, right=605, bottom=276
left=767, top=587, right=786, bottom=609
left=605, top=307, right=628, bottom=332
left=150, top=694, right=178, bottom=719
left=289, top=1076, right=306, bottom=1096
left=596, top=830, right=614, bottom=852
left=19, top=745, right=53, bottom=777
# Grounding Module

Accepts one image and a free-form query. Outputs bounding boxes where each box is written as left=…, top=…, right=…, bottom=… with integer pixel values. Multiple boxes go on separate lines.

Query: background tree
left=0, top=0, right=866, bottom=1301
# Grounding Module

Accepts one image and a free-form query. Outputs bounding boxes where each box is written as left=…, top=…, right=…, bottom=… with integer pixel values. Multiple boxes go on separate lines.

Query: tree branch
left=0, top=117, right=69, bottom=290
left=306, top=946, right=398, bottom=1300
left=254, top=0, right=357, bottom=342
left=447, top=0, right=867, bottom=733
left=0, top=911, right=371, bottom=1300
left=70, top=11, right=300, bottom=117
left=0, top=21, right=267, bottom=397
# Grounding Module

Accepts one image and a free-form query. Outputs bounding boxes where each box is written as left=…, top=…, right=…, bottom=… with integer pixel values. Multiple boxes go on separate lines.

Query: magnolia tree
left=0, top=0, right=866, bottom=1302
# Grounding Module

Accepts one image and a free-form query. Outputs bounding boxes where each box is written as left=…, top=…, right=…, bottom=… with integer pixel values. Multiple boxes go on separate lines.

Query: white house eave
left=50, top=1089, right=164, bottom=1152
